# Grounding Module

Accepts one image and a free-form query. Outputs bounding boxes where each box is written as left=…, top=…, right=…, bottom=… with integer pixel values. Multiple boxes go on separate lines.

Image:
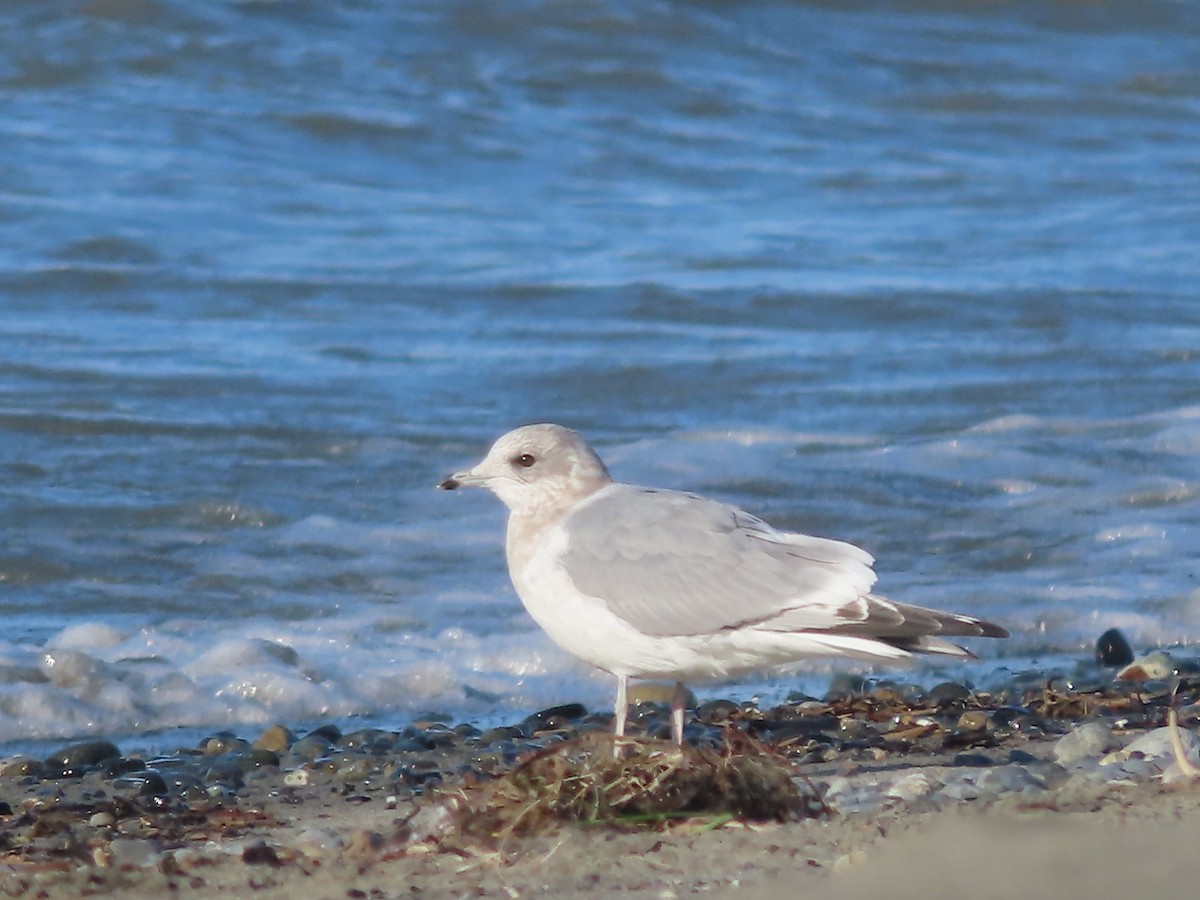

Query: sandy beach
left=5, top=705, right=1199, bottom=900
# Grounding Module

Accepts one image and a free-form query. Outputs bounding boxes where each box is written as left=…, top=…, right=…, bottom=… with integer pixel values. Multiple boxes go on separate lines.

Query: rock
left=925, top=682, right=971, bottom=707
left=253, top=724, right=295, bottom=753
left=626, top=684, right=694, bottom=708
left=1054, top=721, right=1118, bottom=766
left=885, top=772, right=936, bottom=803
left=521, top=703, right=588, bottom=732
left=89, top=811, right=116, bottom=827
left=696, top=699, right=739, bottom=723
left=976, top=765, right=1045, bottom=795
left=289, top=734, right=334, bottom=760
left=825, top=673, right=868, bottom=700
left=44, top=740, right=121, bottom=770
left=242, top=841, right=282, bottom=866
left=956, top=711, right=990, bottom=731
left=0, top=757, right=43, bottom=777
left=109, top=837, right=161, bottom=868
left=1094, top=628, right=1134, bottom=666
left=200, top=733, right=250, bottom=755
left=112, top=769, right=169, bottom=797
left=283, top=769, right=311, bottom=787
left=1102, top=725, right=1200, bottom=768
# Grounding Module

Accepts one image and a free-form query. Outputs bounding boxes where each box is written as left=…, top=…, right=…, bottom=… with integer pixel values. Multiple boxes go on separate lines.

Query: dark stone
left=521, top=703, right=588, bottom=733
left=246, top=749, right=281, bottom=769
left=824, top=673, right=868, bottom=701
left=952, top=752, right=994, bottom=767
left=307, top=724, right=342, bottom=743
left=925, top=682, right=971, bottom=708
left=943, top=727, right=996, bottom=749
left=695, top=699, right=739, bottom=724
left=478, top=726, right=523, bottom=745
left=1007, top=748, right=1038, bottom=764
left=341, top=729, right=399, bottom=752
left=242, top=841, right=282, bottom=866
left=289, top=734, right=335, bottom=760
left=100, top=757, right=145, bottom=778
left=112, top=770, right=169, bottom=796
left=1095, top=628, right=1134, bottom=667
left=44, top=740, right=121, bottom=770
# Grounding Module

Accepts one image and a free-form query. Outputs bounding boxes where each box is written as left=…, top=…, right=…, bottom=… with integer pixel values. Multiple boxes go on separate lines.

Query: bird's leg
left=670, top=681, right=687, bottom=746
left=613, top=674, right=629, bottom=759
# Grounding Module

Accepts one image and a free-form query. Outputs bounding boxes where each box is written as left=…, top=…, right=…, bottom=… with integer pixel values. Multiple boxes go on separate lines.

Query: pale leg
left=670, top=681, right=687, bottom=746
left=614, top=674, right=628, bottom=738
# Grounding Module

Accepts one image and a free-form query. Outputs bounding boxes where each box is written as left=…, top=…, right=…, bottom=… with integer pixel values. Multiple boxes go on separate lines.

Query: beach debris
left=400, top=730, right=823, bottom=856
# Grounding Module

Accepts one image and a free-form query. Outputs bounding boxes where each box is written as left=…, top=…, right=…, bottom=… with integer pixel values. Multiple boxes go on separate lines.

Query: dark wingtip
left=437, top=477, right=460, bottom=491
left=978, top=621, right=1009, bottom=639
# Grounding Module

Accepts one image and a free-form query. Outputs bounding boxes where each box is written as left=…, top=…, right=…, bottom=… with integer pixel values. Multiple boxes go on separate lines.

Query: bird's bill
left=437, top=466, right=490, bottom=491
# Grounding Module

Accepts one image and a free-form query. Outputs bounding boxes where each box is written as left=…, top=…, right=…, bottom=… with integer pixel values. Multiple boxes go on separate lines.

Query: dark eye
left=513, top=453, right=536, bottom=468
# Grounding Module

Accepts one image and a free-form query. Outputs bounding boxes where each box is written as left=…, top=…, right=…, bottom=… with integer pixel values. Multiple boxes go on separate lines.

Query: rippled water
left=1, top=0, right=1198, bottom=748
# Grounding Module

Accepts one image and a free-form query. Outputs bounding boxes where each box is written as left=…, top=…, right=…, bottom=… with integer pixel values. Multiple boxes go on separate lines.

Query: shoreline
left=3, top=658, right=1199, bottom=898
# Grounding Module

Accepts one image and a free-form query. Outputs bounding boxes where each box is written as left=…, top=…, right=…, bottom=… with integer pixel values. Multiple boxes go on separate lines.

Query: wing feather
left=559, top=485, right=877, bottom=638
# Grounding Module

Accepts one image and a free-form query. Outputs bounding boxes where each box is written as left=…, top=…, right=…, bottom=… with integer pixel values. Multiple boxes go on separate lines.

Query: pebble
left=1101, top=725, right=1200, bottom=769
left=885, top=772, right=936, bottom=803
left=254, top=724, right=295, bottom=753
left=289, top=733, right=335, bottom=760
left=1094, top=628, right=1134, bottom=666
left=0, top=756, right=43, bottom=777
left=1054, top=722, right=1118, bottom=766
left=1, top=652, right=1199, bottom=876
left=109, top=837, right=161, bottom=868
left=45, top=739, right=121, bottom=769
left=925, top=682, right=972, bottom=707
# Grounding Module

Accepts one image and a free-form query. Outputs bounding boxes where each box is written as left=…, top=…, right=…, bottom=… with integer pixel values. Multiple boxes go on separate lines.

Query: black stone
left=100, top=757, right=146, bottom=778
left=112, top=770, right=169, bottom=796
left=307, top=724, right=342, bottom=743
left=1094, top=628, right=1134, bottom=667
left=44, top=740, right=121, bottom=770
left=242, top=841, right=283, bottom=867
left=521, top=703, right=588, bottom=733
left=952, top=752, right=993, bottom=767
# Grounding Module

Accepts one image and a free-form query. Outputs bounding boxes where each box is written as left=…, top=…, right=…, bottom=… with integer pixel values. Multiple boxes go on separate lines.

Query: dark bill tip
left=437, top=477, right=460, bottom=491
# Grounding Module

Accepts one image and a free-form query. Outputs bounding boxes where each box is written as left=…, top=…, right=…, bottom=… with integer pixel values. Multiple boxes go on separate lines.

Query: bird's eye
left=513, top=453, right=536, bottom=468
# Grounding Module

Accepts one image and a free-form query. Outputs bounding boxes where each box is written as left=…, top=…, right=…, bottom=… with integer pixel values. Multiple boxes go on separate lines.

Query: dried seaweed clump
left=403, top=731, right=822, bottom=852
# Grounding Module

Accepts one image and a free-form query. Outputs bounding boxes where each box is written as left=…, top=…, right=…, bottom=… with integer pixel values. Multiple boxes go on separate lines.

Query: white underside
left=510, top=519, right=913, bottom=682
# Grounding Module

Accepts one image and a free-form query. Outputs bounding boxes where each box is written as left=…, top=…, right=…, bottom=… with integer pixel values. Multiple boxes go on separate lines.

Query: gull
left=438, top=423, right=1007, bottom=745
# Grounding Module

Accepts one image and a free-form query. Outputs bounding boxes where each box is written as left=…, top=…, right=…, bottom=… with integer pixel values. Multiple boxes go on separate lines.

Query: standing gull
left=439, top=424, right=1007, bottom=745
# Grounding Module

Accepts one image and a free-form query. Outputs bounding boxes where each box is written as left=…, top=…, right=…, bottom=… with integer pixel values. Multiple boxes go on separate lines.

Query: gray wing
left=559, top=485, right=879, bottom=638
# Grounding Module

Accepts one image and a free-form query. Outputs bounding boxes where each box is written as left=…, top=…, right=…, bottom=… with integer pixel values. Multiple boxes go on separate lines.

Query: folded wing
left=559, top=485, right=1006, bottom=652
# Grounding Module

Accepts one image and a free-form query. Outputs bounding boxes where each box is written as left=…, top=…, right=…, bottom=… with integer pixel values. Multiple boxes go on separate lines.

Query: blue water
left=1, top=0, right=1198, bottom=748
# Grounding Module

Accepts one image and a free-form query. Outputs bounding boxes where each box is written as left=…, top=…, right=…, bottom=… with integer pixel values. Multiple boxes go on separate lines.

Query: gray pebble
left=109, top=837, right=161, bottom=868
left=1053, top=721, right=1117, bottom=766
